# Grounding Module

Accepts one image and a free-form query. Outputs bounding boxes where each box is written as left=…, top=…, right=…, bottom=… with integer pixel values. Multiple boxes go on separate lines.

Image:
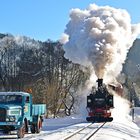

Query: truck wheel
left=30, top=124, right=35, bottom=133
left=24, top=119, right=29, bottom=133
left=17, top=124, right=25, bottom=138
left=35, top=117, right=42, bottom=133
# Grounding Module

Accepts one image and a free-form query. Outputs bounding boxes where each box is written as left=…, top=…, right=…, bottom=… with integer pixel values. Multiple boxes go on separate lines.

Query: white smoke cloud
left=63, top=4, right=140, bottom=80
left=59, top=33, right=69, bottom=44
left=112, top=95, right=130, bottom=122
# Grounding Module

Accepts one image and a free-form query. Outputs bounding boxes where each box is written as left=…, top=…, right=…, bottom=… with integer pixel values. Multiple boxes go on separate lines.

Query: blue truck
left=0, top=92, right=46, bottom=138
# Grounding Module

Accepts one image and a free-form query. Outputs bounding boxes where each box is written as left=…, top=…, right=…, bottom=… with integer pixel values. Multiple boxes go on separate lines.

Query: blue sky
left=0, top=0, right=140, bottom=41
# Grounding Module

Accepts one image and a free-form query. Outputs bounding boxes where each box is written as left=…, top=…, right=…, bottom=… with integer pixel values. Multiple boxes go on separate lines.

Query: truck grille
left=0, top=108, right=6, bottom=122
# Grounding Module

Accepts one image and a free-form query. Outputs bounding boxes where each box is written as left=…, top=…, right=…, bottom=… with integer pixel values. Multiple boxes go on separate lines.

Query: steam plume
left=63, top=4, right=140, bottom=79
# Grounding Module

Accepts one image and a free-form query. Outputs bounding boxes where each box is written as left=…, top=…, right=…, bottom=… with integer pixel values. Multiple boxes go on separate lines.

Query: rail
left=84, top=122, right=106, bottom=140
left=63, top=122, right=106, bottom=140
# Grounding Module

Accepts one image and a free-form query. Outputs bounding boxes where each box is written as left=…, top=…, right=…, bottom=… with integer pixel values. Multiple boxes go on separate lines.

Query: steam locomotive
left=86, top=79, right=114, bottom=122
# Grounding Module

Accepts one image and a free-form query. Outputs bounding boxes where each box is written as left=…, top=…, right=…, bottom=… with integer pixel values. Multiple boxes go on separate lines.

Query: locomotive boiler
left=86, top=79, right=114, bottom=122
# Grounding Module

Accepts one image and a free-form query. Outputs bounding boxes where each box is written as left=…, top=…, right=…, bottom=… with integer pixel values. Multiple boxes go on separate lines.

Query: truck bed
left=32, top=104, right=46, bottom=116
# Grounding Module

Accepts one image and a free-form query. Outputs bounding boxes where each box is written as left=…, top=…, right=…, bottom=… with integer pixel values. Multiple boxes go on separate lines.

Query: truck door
left=24, top=96, right=31, bottom=120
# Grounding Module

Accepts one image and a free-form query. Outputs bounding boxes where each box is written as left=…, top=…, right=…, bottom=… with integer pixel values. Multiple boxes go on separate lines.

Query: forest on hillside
left=0, top=33, right=90, bottom=117
left=122, top=39, right=140, bottom=106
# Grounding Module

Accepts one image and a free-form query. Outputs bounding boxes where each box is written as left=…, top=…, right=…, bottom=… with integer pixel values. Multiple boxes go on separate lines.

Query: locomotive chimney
left=97, top=79, right=103, bottom=88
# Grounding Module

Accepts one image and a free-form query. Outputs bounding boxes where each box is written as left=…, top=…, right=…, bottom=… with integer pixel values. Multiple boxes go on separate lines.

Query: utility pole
left=132, top=100, right=135, bottom=121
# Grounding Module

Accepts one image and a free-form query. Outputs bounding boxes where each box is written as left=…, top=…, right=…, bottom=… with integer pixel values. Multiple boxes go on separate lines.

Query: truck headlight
left=9, top=116, right=16, bottom=121
left=6, top=116, right=16, bottom=122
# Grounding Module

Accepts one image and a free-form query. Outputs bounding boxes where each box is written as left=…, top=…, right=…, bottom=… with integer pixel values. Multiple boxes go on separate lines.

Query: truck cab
left=0, top=92, right=46, bottom=138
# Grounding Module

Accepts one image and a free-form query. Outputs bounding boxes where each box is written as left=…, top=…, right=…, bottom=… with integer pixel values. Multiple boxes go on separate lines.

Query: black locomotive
left=86, top=79, right=114, bottom=122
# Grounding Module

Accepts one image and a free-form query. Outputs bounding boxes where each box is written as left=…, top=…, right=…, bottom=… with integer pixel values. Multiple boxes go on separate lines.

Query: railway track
left=63, top=122, right=106, bottom=140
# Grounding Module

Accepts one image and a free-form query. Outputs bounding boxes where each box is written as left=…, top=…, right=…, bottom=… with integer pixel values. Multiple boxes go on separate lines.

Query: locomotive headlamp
left=88, top=99, right=91, bottom=103
left=107, top=110, right=111, bottom=113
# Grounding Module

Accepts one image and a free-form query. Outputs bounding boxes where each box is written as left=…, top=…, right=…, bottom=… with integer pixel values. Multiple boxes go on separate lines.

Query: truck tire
left=30, top=124, right=35, bottom=133
left=35, top=117, right=42, bottom=133
left=24, top=118, right=29, bottom=133
left=17, top=124, right=25, bottom=138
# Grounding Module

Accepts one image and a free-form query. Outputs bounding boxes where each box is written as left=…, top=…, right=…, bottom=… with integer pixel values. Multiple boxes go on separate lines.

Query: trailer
left=0, top=92, right=46, bottom=138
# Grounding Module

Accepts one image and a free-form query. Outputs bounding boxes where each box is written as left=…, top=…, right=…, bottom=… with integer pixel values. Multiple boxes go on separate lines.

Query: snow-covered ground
left=0, top=96, right=140, bottom=140
left=23, top=95, right=140, bottom=140
left=27, top=115, right=140, bottom=140
left=0, top=114, right=140, bottom=140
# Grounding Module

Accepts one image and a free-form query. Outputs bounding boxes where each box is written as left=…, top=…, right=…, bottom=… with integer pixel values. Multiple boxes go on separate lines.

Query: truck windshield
left=0, top=95, right=22, bottom=104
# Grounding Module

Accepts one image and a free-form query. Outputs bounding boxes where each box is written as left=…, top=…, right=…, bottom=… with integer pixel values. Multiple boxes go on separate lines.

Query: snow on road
left=23, top=115, right=87, bottom=140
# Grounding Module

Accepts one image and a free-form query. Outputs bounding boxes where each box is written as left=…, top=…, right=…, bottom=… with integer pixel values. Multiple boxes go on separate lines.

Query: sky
left=0, top=0, right=140, bottom=41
